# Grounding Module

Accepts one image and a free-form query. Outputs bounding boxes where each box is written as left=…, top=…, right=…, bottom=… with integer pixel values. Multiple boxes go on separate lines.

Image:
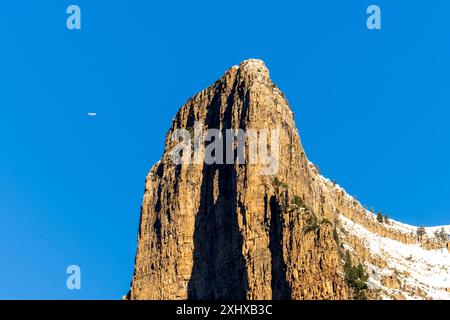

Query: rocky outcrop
left=127, top=59, right=450, bottom=300
left=127, top=59, right=350, bottom=300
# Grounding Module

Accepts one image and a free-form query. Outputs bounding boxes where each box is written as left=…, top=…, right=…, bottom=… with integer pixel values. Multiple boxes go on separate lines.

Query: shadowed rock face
left=127, top=59, right=350, bottom=300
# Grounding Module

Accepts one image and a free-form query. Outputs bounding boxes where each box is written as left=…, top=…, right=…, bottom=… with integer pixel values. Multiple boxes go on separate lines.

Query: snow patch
left=340, top=214, right=450, bottom=300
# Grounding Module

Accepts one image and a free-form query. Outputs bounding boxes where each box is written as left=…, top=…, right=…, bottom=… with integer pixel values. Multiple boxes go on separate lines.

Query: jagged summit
left=239, top=58, right=267, bottom=67
left=229, top=58, right=268, bottom=72
left=172, top=58, right=292, bottom=137
left=127, top=61, right=450, bottom=300
left=238, top=58, right=270, bottom=75
left=216, top=58, right=271, bottom=88
left=209, top=59, right=271, bottom=91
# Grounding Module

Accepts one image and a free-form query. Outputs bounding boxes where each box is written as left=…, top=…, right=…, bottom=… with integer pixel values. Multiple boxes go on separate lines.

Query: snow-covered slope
left=340, top=215, right=450, bottom=300
left=386, top=219, right=450, bottom=237
left=313, top=170, right=450, bottom=299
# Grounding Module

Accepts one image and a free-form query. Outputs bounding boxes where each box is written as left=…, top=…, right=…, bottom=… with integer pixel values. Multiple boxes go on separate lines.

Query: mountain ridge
left=127, top=59, right=450, bottom=300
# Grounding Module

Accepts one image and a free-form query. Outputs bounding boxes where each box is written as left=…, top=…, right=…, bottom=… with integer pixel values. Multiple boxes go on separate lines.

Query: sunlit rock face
left=127, top=59, right=450, bottom=300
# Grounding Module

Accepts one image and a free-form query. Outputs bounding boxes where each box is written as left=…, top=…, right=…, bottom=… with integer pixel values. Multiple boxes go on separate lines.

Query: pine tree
left=441, top=228, right=448, bottom=242
left=384, top=214, right=389, bottom=224
left=417, top=226, right=426, bottom=241
left=376, top=212, right=384, bottom=223
left=436, top=227, right=448, bottom=242
left=343, top=251, right=369, bottom=299
left=434, top=229, right=440, bottom=240
left=344, top=250, right=352, bottom=273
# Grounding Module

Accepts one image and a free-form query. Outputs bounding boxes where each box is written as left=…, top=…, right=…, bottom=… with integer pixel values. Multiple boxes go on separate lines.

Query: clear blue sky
left=0, top=0, right=449, bottom=299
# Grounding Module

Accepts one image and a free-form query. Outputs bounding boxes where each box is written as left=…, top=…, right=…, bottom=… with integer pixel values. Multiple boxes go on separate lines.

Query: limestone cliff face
left=127, top=59, right=450, bottom=300
left=127, top=59, right=350, bottom=300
